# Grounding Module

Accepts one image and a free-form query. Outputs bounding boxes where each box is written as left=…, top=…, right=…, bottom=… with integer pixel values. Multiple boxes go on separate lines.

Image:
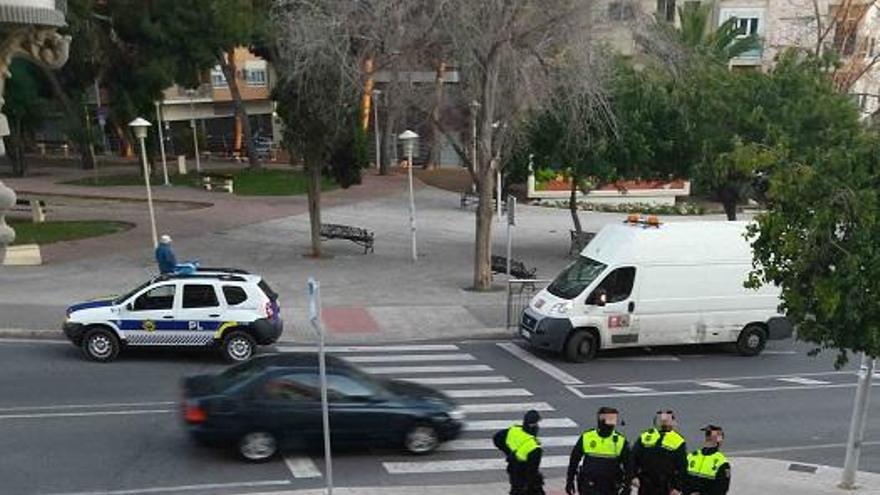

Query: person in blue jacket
left=155, top=234, right=178, bottom=274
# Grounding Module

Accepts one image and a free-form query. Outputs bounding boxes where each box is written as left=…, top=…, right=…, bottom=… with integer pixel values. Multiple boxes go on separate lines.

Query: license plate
left=520, top=328, right=531, bottom=340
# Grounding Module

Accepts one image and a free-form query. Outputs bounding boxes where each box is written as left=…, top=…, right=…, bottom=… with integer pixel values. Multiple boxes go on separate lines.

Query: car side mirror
left=125, top=302, right=134, bottom=311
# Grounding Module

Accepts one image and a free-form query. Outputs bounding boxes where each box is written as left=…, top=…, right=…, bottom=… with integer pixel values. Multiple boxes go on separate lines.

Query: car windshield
left=113, top=280, right=152, bottom=305
left=546, top=256, right=608, bottom=300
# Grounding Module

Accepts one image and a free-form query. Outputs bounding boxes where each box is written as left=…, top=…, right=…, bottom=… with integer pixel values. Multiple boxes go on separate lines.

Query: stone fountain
left=0, top=0, right=70, bottom=263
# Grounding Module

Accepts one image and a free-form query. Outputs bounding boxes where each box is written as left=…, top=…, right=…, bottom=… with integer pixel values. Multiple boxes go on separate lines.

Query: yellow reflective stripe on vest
left=641, top=429, right=685, bottom=451
left=506, top=425, right=540, bottom=462
left=640, top=429, right=661, bottom=447
left=582, top=430, right=625, bottom=458
left=687, top=450, right=727, bottom=479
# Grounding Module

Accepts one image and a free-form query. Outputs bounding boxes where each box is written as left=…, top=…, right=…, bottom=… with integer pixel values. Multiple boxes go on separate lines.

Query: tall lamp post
left=129, top=118, right=158, bottom=248
left=399, top=130, right=419, bottom=262
left=154, top=101, right=169, bottom=186
left=185, top=89, right=201, bottom=173
left=371, top=89, right=382, bottom=171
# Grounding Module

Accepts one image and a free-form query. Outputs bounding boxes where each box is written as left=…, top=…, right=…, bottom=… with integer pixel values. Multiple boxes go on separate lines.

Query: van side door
left=586, top=266, right=639, bottom=347
left=635, top=264, right=702, bottom=346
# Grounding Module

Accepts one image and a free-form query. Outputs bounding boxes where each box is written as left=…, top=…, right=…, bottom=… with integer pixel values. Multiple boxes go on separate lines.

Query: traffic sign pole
left=308, top=278, right=333, bottom=495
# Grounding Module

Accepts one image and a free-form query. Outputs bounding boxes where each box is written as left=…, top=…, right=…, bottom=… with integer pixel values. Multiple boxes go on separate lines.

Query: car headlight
left=448, top=408, right=466, bottom=421
left=548, top=301, right=572, bottom=316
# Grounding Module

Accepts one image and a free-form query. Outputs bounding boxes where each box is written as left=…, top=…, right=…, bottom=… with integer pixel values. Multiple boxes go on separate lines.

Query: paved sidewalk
left=236, top=458, right=880, bottom=494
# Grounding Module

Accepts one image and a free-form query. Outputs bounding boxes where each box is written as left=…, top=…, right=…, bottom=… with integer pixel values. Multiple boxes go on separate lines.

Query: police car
left=62, top=268, right=283, bottom=363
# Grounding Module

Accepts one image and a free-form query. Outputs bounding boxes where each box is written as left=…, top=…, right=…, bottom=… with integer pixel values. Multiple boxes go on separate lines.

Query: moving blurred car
left=182, top=352, right=465, bottom=461
left=63, top=268, right=282, bottom=363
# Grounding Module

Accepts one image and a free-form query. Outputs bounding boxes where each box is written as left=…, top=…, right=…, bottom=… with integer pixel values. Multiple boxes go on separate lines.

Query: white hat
left=159, top=234, right=172, bottom=244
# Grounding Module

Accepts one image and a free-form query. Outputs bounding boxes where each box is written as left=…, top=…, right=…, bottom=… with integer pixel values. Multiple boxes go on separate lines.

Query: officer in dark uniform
left=565, top=406, right=630, bottom=495
left=494, top=409, right=545, bottom=495
left=682, top=425, right=731, bottom=495
left=631, top=410, right=687, bottom=495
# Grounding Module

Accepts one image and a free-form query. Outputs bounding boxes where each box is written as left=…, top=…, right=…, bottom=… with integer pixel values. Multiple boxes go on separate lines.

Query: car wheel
left=81, top=327, right=120, bottom=362
left=736, top=324, right=767, bottom=357
left=403, top=423, right=440, bottom=455
left=222, top=331, right=255, bottom=363
left=564, top=330, right=597, bottom=363
left=238, top=431, right=277, bottom=462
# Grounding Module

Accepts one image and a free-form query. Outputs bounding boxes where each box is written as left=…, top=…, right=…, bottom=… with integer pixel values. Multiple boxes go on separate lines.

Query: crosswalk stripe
left=439, top=435, right=575, bottom=451
left=466, top=418, right=578, bottom=431
left=277, top=344, right=459, bottom=353
left=345, top=353, right=476, bottom=363
left=460, top=402, right=554, bottom=414
left=609, top=386, right=655, bottom=393
left=401, top=376, right=511, bottom=385
left=698, top=381, right=743, bottom=390
left=777, top=377, right=831, bottom=386
left=362, top=365, right=493, bottom=374
left=384, top=455, right=571, bottom=474
left=283, top=456, right=321, bottom=478
left=442, top=388, right=533, bottom=398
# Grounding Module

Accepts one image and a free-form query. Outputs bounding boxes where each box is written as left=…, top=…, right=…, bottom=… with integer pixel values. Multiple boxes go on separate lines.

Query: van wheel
left=81, top=327, right=120, bottom=362
left=565, top=330, right=598, bottom=363
left=222, top=331, right=255, bottom=363
left=736, top=324, right=767, bottom=356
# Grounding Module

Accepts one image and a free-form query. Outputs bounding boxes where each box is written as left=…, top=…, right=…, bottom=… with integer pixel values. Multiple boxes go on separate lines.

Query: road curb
left=0, top=328, right=64, bottom=340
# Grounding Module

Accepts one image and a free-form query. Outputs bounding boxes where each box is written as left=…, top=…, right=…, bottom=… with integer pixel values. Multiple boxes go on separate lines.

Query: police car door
left=177, top=283, right=224, bottom=345
left=120, top=282, right=178, bottom=345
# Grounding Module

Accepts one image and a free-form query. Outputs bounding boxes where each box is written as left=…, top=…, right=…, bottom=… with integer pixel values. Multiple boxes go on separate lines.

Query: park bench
left=201, top=173, right=234, bottom=193
left=491, top=255, right=537, bottom=279
left=11, top=198, right=49, bottom=223
left=320, top=223, right=375, bottom=254
left=569, top=230, right=595, bottom=255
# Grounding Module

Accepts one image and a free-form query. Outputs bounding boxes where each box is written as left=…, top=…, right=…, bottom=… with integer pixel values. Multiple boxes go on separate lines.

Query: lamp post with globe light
left=129, top=118, right=158, bottom=248
left=399, top=130, right=419, bottom=262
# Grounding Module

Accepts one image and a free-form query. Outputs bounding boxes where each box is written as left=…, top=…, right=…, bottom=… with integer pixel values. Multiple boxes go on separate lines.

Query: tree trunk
left=38, top=65, right=96, bottom=169
left=569, top=173, right=583, bottom=236
left=381, top=103, right=398, bottom=175
left=428, top=62, right=446, bottom=170
left=473, top=166, right=495, bottom=290
left=9, top=118, right=25, bottom=177
left=719, top=186, right=738, bottom=221
left=306, top=160, right=322, bottom=257
left=219, top=49, right=260, bottom=169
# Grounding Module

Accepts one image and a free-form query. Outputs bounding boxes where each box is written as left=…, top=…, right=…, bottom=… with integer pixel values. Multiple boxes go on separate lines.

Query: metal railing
left=506, top=279, right=551, bottom=330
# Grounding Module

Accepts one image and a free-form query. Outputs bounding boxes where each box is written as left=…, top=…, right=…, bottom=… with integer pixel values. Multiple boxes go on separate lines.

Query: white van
left=519, top=219, right=792, bottom=362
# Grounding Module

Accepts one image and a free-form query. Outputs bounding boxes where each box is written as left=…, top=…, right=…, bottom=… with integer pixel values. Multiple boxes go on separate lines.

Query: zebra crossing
left=275, top=343, right=584, bottom=479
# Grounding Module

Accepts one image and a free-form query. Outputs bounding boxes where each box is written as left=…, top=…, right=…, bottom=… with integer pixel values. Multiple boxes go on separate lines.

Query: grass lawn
left=9, top=219, right=132, bottom=245
left=63, top=168, right=336, bottom=196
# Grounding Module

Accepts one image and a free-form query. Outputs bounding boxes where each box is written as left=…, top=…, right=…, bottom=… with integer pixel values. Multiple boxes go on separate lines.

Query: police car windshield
left=113, top=280, right=152, bottom=305
left=547, top=256, right=607, bottom=300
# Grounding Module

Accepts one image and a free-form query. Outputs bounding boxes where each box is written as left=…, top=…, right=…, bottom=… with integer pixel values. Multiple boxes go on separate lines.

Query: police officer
left=494, top=409, right=545, bottom=495
left=682, top=425, right=730, bottom=495
left=566, top=406, right=629, bottom=495
left=631, top=410, right=687, bottom=495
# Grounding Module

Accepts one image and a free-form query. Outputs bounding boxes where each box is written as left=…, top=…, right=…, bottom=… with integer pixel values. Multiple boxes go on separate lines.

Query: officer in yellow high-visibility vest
left=631, top=410, right=688, bottom=495
left=682, top=425, right=730, bottom=495
left=565, top=406, right=630, bottom=495
left=493, top=409, right=545, bottom=495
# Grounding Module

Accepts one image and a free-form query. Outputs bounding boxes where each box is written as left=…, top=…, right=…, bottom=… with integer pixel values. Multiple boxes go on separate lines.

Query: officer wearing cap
left=631, top=410, right=687, bottom=495
left=565, top=406, right=630, bottom=495
left=494, top=409, right=545, bottom=495
left=682, top=425, right=730, bottom=495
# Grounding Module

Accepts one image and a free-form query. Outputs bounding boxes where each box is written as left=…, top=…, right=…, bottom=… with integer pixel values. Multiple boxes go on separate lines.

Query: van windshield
left=547, top=257, right=607, bottom=300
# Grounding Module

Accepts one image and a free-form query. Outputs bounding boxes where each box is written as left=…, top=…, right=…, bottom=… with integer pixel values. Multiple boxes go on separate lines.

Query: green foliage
left=534, top=168, right=558, bottom=184
left=675, top=1, right=761, bottom=62
left=4, top=60, right=52, bottom=176
left=328, top=125, right=370, bottom=188
left=747, top=136, right=880, bottom=365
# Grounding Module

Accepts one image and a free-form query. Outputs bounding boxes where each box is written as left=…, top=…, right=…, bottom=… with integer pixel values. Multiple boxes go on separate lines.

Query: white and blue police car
left=63, top=268, right=283, bottom=363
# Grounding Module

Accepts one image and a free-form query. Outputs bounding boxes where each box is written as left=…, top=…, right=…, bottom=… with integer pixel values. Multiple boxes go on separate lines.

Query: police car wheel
left=238, top=431, right=277, bottom=462
left=222, top=331, right=255, bottom=363
left=81, top=327, right=119, bottom=362
left=403, top=423, right=439, bottom=454
left=736, top=324, right=767, bottom=357
left=565, top=330, right=597, bottom=363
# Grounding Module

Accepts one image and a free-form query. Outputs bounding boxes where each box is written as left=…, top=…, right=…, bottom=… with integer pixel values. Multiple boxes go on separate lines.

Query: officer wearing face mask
left=494, top=409, right=545, bottom=495
left=631, top=410, right=687, bottom=495
left=565, top=406, right=630, bottom=495
left=682, top=425, right=730, bottom=495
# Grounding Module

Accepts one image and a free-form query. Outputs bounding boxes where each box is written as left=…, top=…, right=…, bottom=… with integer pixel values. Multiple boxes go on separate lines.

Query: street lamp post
left=154, top=101, right=169, bottom=186
left=399, top=130, right=419, bottom=262
left=372, top=89, right=382, bottom=171
left=129, top=117, right=158, bottom=248
left=186, top=90, right=201, bottom=173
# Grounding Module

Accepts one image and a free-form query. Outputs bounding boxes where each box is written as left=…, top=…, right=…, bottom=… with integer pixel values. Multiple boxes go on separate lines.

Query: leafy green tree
left=747, top=135, right=880, bottom=366
left=3, top=60, right=52, bottom=176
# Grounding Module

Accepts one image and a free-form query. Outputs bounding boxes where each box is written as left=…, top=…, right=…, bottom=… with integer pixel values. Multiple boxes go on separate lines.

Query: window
left=590, top=267, right=636, bottom=304
left=326, top=374, right=378, bottom=400
left=733, top=16, right=760, bottom=37
left=547, top=257, right=608, bottom=300
left=258, top=279, right=278, bottom=300
left=657, top=0, right=676, bottom=22
left=263, top=373, right=320, bottom=402
left=245, top=69, right=267, bottom=86
left=182, top=284, right=219, bottom=308
left=132, top=285, right=175, bottom=311
left=210, top=67, right=227, bottom=87
left=608, top=1, right=635, bottom=21
left=223, top=285, right=248, bottom=306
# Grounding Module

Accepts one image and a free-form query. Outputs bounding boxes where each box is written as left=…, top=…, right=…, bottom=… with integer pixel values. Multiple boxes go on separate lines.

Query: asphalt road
left=0, top=337, right=878, bottom=495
